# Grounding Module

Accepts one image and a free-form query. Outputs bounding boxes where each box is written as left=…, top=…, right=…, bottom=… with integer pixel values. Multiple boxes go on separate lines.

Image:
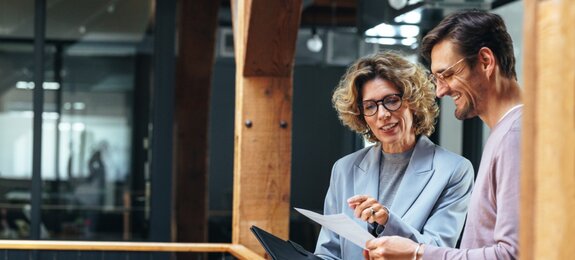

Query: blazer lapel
left=390, top=136, right=435, bottom=218
left=353, top=144, right=381, bottom=228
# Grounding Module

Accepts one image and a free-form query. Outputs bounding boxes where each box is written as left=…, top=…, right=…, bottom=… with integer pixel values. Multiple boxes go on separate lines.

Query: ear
left=478, top=47, right=496, bottom=78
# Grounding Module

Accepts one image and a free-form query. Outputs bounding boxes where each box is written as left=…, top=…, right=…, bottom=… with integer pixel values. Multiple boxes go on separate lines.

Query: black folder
left=250, top=225, right=322, bottom=260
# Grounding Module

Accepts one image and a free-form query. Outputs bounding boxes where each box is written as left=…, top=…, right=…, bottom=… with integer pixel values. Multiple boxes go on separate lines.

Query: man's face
left=430, top=40, right=485, bottom=120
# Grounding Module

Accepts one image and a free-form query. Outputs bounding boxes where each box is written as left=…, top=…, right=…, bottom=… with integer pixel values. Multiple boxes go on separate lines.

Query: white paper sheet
left=294, top=207, right=374, bottom=249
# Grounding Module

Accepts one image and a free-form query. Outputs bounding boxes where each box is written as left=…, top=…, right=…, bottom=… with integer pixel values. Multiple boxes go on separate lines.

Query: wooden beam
left=233, top=77, right=293, bottom=249
left=313, top=0, right=356, bottom=8
left=519, top=0, right=536, bottom=259
left=300, top=6, right=357, bottom=28
left=231, top=0, right=302, bottom=256
left=0, top=241, right=264, bottom=260
left=243, top=0, right=302, bottom=76
left=174, top=0, right=219, bottom=246
left=521, top=0, right=575, bottom=259
left=228, top=244, right=267, bottom=260
left=0, top=241, right=231, bottom=252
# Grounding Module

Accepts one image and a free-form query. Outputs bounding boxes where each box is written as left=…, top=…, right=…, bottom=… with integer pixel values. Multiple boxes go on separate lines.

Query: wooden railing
left=0, top=241, right=264, bottom=260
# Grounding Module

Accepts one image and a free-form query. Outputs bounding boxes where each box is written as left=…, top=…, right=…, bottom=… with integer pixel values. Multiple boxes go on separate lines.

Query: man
left=364, top=9, right=522, bottom=260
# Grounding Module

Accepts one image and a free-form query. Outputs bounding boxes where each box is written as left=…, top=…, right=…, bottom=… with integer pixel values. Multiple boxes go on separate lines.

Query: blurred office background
left=0, top=0, right=523, bottom=258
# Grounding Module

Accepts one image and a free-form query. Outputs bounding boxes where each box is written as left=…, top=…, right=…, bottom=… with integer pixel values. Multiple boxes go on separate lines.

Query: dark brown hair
left=420, top=9, right=517, bottom=79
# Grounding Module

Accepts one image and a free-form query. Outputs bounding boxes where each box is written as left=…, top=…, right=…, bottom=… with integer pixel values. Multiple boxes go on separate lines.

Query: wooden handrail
left=0, top=241, right=264, bottom=260
left=228, top=244, right=267, bottom=260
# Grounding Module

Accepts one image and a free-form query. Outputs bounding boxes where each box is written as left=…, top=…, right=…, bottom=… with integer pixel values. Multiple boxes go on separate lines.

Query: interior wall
left=493, top=1, right=524, bottom=86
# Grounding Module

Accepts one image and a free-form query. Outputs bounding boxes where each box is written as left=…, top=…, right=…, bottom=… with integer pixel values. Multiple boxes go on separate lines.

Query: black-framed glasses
left=428, top=57, right=466, bottom=85
left=360, top=94, right=403, bottom=117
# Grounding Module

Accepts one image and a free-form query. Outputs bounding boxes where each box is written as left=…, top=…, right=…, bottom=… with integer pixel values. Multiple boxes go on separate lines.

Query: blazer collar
left=353, top=136, right=435, bottom=218
left=391, top=136, right=435, bottom=217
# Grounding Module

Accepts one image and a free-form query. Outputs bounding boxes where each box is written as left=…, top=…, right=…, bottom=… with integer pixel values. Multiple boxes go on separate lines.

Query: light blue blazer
left=315, top=136, right=474, bottom=260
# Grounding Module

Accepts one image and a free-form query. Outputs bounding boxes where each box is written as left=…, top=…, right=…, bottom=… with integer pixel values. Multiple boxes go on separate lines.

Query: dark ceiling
left=0, top=0, right=518, bottom=42
left=0, top=0, right=519, bottom=97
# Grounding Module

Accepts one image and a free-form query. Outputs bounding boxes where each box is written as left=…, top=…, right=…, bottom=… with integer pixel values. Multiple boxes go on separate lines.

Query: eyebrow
left=439, top=66, right=450, bottom=73
left=430, top=64, right=443, bottom=74
left=362, top=93, right=402, bottom=102
left=433, top=57, right=467, bottom=75
left=432, top=63, right=450, bottom=74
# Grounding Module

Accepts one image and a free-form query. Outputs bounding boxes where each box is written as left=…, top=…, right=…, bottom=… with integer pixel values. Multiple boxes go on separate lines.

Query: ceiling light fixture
left=15, top=81, right=60, bottom=90
left=394, top=8, right=422, bottom=24
left=306, top=27, right=323, bottom=53
left=388, top=0, right=408, bottom=10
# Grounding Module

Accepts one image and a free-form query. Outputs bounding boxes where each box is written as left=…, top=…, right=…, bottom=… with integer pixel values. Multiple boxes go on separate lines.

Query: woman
left=315, top=52, right=474, bottom=259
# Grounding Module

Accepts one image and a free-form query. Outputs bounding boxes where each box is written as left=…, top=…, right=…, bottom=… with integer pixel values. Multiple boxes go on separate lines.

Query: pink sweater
left=424, top=107, right=522, bottom=259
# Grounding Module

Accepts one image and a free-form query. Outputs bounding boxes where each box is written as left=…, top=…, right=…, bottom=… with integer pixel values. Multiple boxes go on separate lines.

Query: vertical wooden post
left=520, top=0, right=537, bottom=258
left=521, top=0, right=575, bottom=259
left=231, top=0, right=302, bottom=255
left=174, top=0, right=219, bottom=247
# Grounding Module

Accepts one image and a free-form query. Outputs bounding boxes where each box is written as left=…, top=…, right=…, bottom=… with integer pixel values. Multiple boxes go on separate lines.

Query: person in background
left=364, top=9, right=522, bottom=260
left=315, top=51, right=474, bottom=259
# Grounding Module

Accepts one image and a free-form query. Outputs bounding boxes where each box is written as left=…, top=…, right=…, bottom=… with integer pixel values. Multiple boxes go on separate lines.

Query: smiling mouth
left=380, top=123, right=398, bottom=131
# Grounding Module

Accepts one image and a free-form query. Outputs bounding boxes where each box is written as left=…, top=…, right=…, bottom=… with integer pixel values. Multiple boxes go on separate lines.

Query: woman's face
left=361, top=77, right=416, bottom=153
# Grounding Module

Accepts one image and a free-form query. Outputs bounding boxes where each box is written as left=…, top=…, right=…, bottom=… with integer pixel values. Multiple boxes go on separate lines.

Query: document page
left=294, top=207, right=374, bottom=249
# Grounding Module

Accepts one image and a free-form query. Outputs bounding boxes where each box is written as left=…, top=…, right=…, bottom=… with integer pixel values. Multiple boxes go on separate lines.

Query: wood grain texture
left=229, top=244, right=267, bottom=260
left=0, top=241, right=218, bottom=252
left=233, top=77, right=293, bottom=255
left=231, top=0, right=302, bottom=256
left=520, top=0, right=537, bottom=259
left=0, top=241, right=264, bottom=259
left=313, top=0, right=356, bottom=8
left=243, top=0, right=303, bottom=77
left=174, top=0, right=219, bottom=246
left=523, top=0, right=575, bottom=259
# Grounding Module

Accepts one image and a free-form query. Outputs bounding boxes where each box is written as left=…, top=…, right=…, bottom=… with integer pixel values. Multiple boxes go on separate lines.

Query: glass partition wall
left=0, top=0, right=167, bottom=242
left=0, top=0, right=38, bottom=240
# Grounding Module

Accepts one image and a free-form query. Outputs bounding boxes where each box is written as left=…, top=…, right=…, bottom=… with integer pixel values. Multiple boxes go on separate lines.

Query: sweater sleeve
left=423, top=129, right=520, bottom=260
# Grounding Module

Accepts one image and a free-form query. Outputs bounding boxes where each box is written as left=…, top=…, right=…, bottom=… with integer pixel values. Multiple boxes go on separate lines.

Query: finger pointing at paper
left=347, top=195, right=389, bottom=226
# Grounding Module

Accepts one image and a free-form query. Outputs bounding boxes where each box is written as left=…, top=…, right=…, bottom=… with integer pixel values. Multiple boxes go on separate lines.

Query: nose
left=435, top=81, right=449, bottom=98
left=376, top=104, right=391, bottom=119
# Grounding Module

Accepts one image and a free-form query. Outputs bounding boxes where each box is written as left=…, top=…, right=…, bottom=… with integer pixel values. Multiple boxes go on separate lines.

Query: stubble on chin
left=454, top=104, right=476, bottom=120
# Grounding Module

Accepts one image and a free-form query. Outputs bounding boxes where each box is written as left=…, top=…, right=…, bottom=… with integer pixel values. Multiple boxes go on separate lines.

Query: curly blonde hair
left=332, top=51, right=439, bottom=143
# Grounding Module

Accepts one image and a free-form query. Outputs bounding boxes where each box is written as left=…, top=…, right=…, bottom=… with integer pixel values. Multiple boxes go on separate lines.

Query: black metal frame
left=30, top=0, right=46, bottom=241
left=149, top=0, right=176, bottom=242
left=462, top=117, right=483, bottom=176
left=27, top=0, right=177, bottom=244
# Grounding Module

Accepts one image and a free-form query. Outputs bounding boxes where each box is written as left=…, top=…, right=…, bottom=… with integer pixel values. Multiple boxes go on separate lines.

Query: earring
left=363, top=127, right=370, bottom=134
left=363, top=129, right=372, bottom=140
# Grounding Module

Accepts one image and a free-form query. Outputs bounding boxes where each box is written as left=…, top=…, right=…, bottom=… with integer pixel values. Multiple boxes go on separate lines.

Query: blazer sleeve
left=314, top=161, right=343, bottom=260
left=381, top=158, right=474, bottom=247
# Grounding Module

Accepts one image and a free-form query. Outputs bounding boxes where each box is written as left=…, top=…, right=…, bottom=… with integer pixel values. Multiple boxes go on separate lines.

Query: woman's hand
left=347, top=195, right=389, bottom=225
